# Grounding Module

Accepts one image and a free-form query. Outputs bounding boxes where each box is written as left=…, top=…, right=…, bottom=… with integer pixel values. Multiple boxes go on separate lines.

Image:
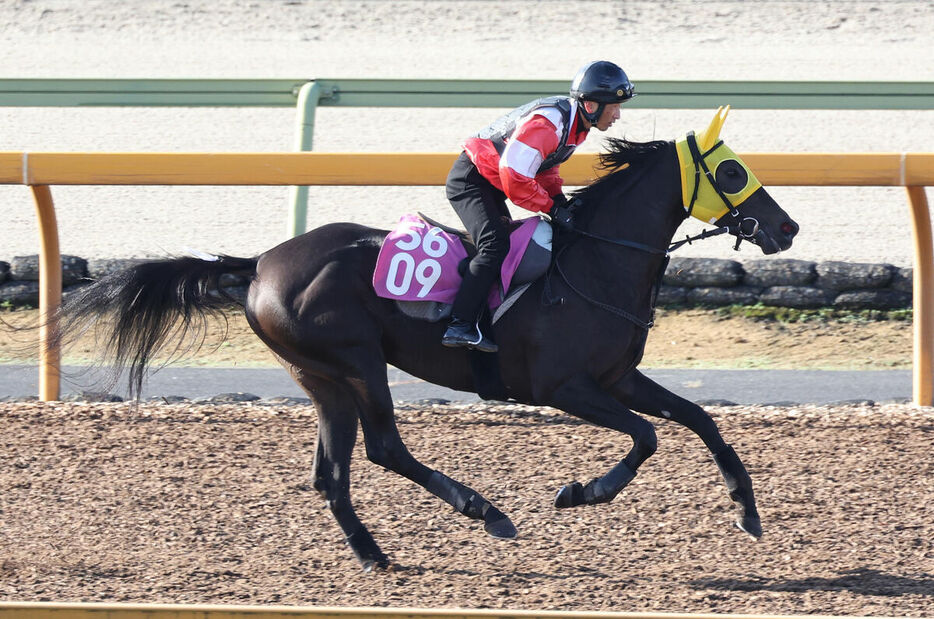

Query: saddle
left=418, top=212, right=528, bottom=262
left=372, top=213, right=553, bottom=323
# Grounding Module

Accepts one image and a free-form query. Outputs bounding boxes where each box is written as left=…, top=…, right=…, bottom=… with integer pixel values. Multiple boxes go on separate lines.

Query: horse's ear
left=697, top=105, right=731, bottom=151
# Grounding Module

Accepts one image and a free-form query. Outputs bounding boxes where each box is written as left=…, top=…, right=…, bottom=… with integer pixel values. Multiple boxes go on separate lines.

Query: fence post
left=30, top=184, right=61, bottom=401
left=287, top=81, right=322, bottom=238
left=907, top=185, right=933, bottom=406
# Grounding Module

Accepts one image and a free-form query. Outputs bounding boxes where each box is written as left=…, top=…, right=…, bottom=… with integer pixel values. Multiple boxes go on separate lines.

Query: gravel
left=0, top=400, right=931, bottom=613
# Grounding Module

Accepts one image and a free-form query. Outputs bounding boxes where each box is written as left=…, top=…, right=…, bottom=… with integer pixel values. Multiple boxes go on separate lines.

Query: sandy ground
left=0, top=400, right=931, bottom=614
left=1, top=1, right=933, bottom=265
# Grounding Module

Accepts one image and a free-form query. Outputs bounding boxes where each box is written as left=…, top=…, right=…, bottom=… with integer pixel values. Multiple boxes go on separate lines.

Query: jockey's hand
left=549, top=194, right=580, bottom=232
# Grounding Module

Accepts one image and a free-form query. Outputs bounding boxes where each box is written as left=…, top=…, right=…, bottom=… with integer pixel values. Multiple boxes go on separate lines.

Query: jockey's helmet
left=570, top=61, right=635, bottom=124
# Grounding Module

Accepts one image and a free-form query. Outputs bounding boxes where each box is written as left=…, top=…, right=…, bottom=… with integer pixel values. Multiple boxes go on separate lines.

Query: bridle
left=670, top=132, right=761, bottom=252
left=545, top=135, right=762, bottom=329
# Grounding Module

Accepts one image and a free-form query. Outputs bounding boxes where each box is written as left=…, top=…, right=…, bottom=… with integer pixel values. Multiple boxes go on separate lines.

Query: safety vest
left=474, top=96, right=578, bottom=173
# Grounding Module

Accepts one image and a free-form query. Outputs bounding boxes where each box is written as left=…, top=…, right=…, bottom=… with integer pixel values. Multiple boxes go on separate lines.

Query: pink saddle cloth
left=372, top=213, right=542, bottom=310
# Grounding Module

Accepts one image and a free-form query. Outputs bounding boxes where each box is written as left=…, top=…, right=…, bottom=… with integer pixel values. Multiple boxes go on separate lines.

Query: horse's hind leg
left=348, top=360, right=518, bottom=540
left=292, top=369, right=389, bottom=570
left=610, top=369, right=761, bottom=538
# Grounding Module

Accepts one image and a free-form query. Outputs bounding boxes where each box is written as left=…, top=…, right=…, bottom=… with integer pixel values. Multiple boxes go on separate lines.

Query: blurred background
left=1, top=0, right=932, bottom=264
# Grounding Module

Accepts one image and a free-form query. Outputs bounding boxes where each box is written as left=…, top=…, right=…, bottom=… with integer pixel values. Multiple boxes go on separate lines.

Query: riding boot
left=442, top=261, right=498, bottom=353
left=442, top=317, right=498, bottom=353
left=713, top=444, right=763, bottom=538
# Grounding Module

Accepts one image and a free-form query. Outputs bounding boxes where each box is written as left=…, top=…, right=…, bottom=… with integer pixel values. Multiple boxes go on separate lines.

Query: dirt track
left=1, top=400, right=931, bottom=614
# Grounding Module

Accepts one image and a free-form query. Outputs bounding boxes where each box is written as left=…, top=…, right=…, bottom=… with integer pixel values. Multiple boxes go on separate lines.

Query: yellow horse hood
left=675, top=106, right=763, bottom=224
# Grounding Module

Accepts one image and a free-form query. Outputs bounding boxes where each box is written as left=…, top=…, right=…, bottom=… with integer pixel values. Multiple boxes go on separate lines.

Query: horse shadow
left=691, top=567, right=933, bottom=598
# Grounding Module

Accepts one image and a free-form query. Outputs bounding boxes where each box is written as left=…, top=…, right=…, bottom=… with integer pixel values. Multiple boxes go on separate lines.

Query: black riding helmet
left=570, top=60, right=635, bottom=124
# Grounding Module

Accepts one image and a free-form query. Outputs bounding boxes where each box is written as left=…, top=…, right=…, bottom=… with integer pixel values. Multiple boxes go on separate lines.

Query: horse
left=50, top=107, right=798, bottom=570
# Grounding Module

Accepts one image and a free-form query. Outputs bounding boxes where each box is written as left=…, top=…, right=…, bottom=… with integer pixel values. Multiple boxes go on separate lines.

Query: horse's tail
left=53, top=254, right=258, bottom=399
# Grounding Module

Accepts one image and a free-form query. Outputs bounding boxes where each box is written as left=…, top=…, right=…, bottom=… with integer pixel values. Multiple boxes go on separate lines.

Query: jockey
left=442, top=60, right=636, bottom=353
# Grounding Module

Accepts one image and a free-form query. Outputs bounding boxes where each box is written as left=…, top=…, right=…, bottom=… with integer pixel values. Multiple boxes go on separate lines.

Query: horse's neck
left=586, top=149, right=684, bottom=255
left=574, top=149, right=684, bottom=305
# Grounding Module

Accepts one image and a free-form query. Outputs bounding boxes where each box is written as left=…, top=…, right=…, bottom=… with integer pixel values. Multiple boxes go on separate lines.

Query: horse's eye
left=715, top=160, right=749, bottom=194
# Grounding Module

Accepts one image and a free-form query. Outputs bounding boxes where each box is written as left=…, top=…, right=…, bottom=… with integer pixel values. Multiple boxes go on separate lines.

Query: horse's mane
left=598, top=137, right=670, bottom=170
left=573, top=137, right=671, bottom=202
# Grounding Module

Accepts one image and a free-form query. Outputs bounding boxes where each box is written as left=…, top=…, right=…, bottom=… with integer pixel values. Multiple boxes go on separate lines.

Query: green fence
left=3, top=78, right=933, bottom=234
left=3, top=78, right=934, bottom=108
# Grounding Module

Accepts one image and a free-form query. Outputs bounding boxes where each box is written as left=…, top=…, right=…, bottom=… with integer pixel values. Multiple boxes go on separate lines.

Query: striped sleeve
left=499, top=114, right=562, bottom=213
left=536, top=166, right=564, bottom=202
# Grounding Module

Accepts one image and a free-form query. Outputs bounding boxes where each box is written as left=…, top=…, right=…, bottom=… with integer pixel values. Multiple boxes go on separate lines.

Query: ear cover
left=697, top=105, right=730, bottom=152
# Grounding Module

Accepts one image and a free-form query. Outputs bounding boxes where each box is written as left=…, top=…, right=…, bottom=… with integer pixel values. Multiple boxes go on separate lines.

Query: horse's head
left=676, top=107, right=798, bottom=254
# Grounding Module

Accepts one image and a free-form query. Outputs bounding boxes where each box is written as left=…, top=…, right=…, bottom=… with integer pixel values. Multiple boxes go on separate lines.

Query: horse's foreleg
left=610, top=369, right=761, bottom=538
left=547, top=374, right=657, bottom=509
left=425, top=470, right=517, bottom=539
left=350, top=366, right=518, bottom=540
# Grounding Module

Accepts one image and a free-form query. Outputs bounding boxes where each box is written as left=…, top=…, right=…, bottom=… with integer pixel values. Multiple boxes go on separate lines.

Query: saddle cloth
left=372, top=213, right=551, bottom=312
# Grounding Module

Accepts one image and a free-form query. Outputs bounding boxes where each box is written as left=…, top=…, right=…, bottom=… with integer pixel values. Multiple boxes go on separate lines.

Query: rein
left=668, top=223, right=739, bottom=252
left=546, top=241, right=660, bottom=329
left=574, top=228, right=668, bottom=256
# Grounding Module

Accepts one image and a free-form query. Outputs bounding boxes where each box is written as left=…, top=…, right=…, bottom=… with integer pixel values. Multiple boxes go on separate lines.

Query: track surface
left=1, top=401, right=931, bottom=613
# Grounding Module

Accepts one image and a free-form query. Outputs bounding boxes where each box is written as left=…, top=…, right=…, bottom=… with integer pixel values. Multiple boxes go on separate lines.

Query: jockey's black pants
left=445, top=152, right=511, bottom=323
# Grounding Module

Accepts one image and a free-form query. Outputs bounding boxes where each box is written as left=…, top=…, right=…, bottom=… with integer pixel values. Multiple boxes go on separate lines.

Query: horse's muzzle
left=756, top=219, right=799, bottom=254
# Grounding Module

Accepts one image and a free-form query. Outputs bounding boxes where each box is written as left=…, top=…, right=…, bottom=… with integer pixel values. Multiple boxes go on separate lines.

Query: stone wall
left=0, top=255, right=915, bottom=310
left=660, top=258, right=912, bottom=309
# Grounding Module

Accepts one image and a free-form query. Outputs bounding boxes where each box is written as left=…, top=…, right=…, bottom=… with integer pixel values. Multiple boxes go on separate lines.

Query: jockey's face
left=583, top=101, right=622, bottom=132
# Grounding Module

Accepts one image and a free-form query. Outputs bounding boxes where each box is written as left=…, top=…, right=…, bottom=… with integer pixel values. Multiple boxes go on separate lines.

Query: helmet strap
left=580, top=100, right=604, bottom=125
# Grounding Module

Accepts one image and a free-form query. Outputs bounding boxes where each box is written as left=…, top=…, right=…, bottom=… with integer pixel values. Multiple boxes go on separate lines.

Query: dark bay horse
left=51, top=108, right=798, bottom=570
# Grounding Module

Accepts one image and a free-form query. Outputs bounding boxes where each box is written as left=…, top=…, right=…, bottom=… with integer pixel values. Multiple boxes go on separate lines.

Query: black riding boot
left=713, top=444, right=762, bottom=538
left=442, top=317, right=498, bottom=353
left=442, top=262, right=498, bottom=353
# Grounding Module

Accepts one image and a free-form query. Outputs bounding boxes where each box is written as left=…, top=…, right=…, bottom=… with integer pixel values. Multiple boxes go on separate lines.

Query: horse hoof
left=360, top=556, right=390, bottom=573
left=735, top=515, right=763, bottom=539
left=485, top=517, right=518, bottom=539
left=347, top=527, right=389, bottom=571
left=554, top=482, right=584, bottom=509
left=483, top=506, right=518, bottom=539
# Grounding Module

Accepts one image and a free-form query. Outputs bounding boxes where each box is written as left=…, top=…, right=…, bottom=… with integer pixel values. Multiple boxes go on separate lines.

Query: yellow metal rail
left=2, top=152, right=934, bottom=186
left=0, top=151, right=931, bottom=405
left=0, top=602, right=913, bottom=619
